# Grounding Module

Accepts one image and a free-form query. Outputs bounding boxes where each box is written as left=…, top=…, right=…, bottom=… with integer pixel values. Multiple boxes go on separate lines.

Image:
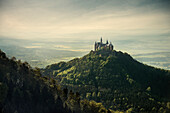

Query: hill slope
left=42, top=50, right=170, bottom=112
left=0, top=50, right=74, bottom=113
left=1, top=49, right=120, bottom=113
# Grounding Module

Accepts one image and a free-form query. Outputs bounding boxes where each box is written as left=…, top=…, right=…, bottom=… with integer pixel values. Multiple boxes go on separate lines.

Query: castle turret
left=106, top=40, right=108, bottom=44
left=94, top=42, right=97, bottom=51
left=109, top=42, right=113, bottom=50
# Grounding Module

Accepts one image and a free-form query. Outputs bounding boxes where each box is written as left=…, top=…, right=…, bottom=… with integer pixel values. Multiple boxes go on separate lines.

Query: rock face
left=42, top=50, right=170, bottom=112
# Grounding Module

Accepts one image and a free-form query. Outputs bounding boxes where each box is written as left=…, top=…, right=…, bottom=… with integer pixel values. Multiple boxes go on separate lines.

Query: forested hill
left=0, top=50, right=73, bottom=113
left=43, top=50, right=170, bottom=112
left=0, top=49, right=116, bottom=113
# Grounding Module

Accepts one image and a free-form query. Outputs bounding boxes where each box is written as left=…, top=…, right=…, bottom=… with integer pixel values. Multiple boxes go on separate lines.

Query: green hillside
left=42, top=50, right=170, bottom=112
left=0, top=49, right=117, bottom=113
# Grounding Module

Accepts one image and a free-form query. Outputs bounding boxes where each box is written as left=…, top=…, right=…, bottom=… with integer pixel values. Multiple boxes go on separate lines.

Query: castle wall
left=94, top=39, right=113, bottom=51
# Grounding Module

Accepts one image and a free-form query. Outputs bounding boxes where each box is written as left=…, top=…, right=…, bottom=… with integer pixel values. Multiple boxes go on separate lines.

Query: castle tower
left=100, top=37, right=102, bottom=44
left=109, top=42, right=113, bottom=50
left=106, top=40, right=108, bottom=44
left=94, top=42, right=97, bottom=51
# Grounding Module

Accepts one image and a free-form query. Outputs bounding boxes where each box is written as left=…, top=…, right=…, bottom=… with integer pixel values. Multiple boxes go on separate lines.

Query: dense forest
left=42, top=50, right=170, bottom=113
left=0, top=49, right=118, bottom=113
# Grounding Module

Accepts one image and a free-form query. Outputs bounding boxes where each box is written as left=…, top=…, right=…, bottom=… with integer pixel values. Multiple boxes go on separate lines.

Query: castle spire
left=106, top=40, right=108, bottom=44
left=101, top=37, right=102, bottom=43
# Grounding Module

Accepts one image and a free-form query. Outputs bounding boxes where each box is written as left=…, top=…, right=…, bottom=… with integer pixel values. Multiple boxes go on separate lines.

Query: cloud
left=24, top=46, right=42, bottom=49
left=0, top=0, right=170, bottom=40
left=67, top=49, right=89, bottom=52
left=54, top=45, right=70, bottom=49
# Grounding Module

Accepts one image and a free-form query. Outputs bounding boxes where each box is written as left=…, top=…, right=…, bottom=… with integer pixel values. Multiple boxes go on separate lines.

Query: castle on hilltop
left=94, top=37, right=114, bottom=51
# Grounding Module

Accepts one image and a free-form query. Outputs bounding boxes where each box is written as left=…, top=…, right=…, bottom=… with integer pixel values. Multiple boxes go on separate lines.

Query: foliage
left=0, top=82, right=8, bottom=103
left=42, top=50, right=170, bottom=113
left=0, top=49, right=117, bottom=113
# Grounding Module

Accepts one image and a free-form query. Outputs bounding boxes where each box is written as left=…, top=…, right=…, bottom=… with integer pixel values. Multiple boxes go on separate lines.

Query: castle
left=94, top=37, right=114, bottom=51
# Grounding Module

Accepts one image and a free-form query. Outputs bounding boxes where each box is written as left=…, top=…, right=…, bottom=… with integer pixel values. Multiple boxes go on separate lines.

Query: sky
left=0, top=0, right=170, bottom=39
left=0, top=0, right=170, bottom=69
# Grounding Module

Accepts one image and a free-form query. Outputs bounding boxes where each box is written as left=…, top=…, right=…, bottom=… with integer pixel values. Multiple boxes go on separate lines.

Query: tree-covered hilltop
left=42, top=50, right=170, bottom=113
left=0, top=49, right=118, bottom=113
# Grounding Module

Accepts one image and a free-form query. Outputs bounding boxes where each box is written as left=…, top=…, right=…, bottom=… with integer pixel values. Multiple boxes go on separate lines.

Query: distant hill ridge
left=42, top=49, right=170, bottom=112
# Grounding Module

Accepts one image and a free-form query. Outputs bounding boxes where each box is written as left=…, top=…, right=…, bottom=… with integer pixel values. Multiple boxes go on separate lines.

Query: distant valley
left=0, top=37, right=170, bottom=70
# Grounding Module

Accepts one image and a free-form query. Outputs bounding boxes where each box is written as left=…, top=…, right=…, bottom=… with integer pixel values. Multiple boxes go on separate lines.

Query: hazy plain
left=0, top=36, right=169, bottom=70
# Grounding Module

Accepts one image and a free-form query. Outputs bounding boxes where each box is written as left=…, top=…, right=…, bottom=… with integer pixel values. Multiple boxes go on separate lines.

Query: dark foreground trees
left=0, top=49, right=119, bottom=113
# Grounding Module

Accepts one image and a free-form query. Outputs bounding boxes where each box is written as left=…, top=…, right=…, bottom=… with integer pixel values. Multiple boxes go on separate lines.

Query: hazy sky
left=0, top=0, right=170, bottom=40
